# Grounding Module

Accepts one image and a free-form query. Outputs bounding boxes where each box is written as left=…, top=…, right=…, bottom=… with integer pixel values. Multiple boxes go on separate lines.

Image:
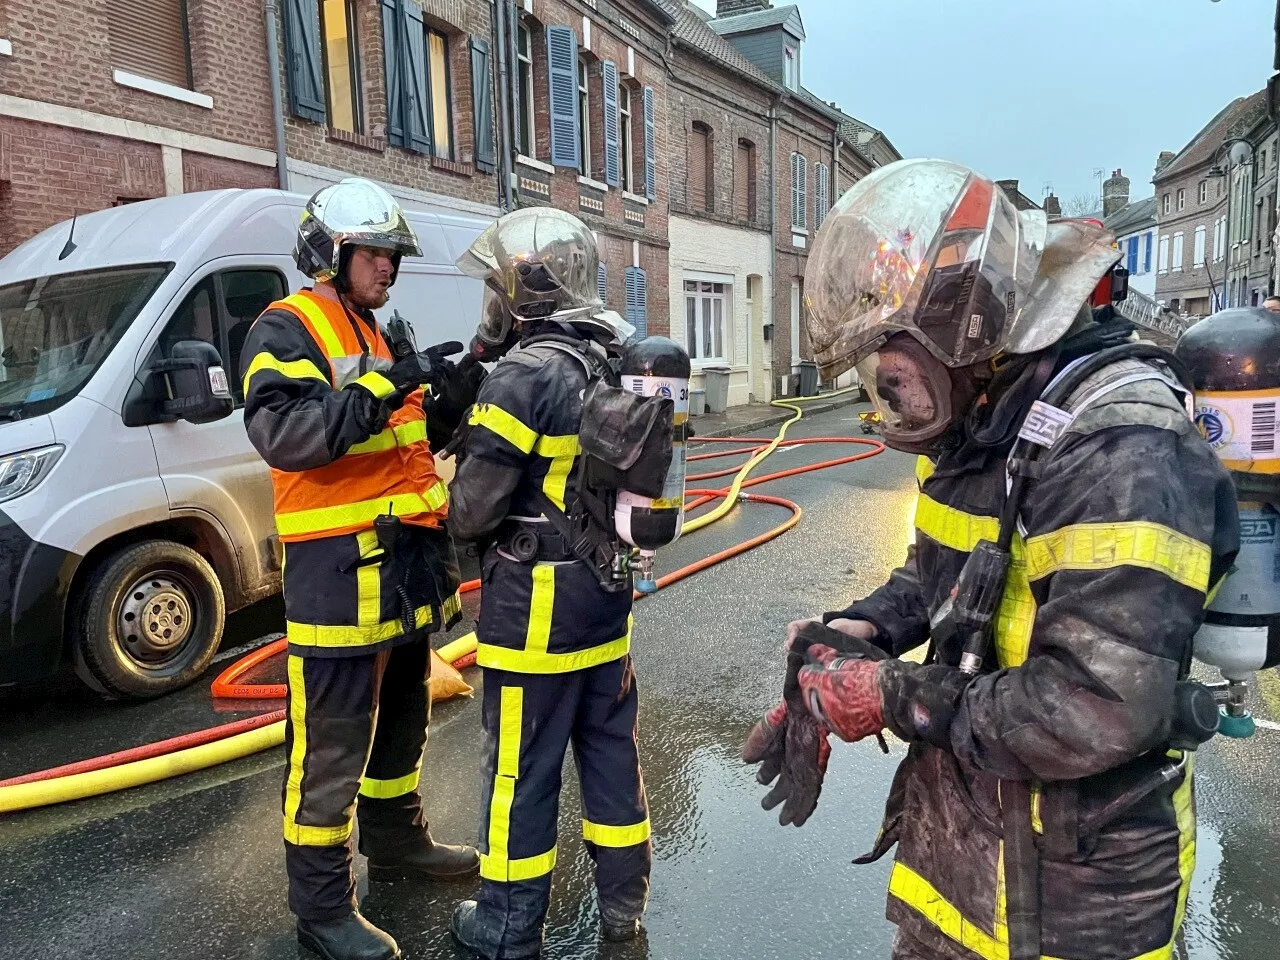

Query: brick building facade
left=1155, top=90, right=1266, bottom=318
left=0, top=0, right=279, bottom=255
left=503, top=0, right=673, bottom=337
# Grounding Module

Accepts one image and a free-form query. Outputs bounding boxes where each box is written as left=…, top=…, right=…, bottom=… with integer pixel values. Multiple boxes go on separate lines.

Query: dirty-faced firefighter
left=744, top=159, right=1239, bottom=960
left=444, top=208, right=651, bottom=959
left=240, top=177, right=482, bottom=960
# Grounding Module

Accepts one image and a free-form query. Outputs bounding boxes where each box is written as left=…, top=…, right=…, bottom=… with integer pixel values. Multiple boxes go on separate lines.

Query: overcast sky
left=689, top=0, right=1275, bottom=208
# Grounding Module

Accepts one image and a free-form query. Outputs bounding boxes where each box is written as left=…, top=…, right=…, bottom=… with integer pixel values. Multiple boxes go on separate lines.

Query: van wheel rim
left=119, top=571, right=197, bottom=665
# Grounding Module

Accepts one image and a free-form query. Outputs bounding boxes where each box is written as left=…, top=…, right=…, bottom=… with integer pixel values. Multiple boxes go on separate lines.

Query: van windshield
left=0, top=264, right=171, bottom=422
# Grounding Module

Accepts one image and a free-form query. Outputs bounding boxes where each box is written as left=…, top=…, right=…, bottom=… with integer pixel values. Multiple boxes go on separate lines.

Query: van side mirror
left=126, top=340, right=234, bottom=426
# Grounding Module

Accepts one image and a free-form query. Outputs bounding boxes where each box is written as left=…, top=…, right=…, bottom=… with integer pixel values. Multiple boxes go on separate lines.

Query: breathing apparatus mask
left=805, top=159, right=1122, bottom=454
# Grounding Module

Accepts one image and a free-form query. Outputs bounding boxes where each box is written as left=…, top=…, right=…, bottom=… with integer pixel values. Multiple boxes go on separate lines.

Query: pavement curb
left=691, top=393, right=866, bottom=439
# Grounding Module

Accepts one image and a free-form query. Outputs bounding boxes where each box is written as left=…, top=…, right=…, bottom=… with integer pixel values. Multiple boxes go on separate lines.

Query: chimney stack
left=716, top=0, right=772, bottom=16
left=1103, top=168, right=1130, bottom=218
left=1043, top=193, right=1062, bottom=219
left=1155, top=151, right=1176, bottom=178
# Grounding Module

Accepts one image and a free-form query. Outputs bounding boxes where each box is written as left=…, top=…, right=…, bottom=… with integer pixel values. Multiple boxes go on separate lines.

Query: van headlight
left=0, top=445, right=64, bottom=504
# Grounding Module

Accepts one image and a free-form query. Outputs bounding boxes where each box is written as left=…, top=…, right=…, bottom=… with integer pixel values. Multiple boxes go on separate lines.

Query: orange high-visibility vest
left=262, top=290, right=448, bottom=542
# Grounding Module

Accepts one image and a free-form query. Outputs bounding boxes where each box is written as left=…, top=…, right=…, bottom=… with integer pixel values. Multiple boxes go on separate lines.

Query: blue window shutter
left=643, top=87, right=656, bottom=200
left=602, top=61, right=620, bottom=188
left=625, top=267, right=648, bottom=339
left=283, top=0, right=326, bottom=123
left=598, top=262, right=608, bottom=305
left=401, top=0, right=432, bottom=155
left=1127, top=237, right=1138, bottom=274
left=470, top=38, right=496, bottom=174
left=381, top=0, right=404, bottom=147
left=546, top=25, right=579, bottom=169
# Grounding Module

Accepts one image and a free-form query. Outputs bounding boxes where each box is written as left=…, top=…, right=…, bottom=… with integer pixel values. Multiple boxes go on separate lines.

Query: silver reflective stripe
left=331, top=353, right=391, bottom=390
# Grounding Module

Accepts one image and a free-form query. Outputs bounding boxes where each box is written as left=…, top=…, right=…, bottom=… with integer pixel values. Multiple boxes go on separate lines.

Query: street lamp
left=1207, top=137, right=1256, bottom=310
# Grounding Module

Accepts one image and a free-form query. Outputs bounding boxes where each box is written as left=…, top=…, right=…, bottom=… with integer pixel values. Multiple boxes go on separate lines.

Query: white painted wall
left=668, top=214, right=773, bottom=407
left=1115, top=225, right=1158, bottom=299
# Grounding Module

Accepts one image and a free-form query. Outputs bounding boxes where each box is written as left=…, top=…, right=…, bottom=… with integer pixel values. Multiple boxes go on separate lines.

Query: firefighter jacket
left=449, top=331, right=633, bottom=674
left=829, top=357, right=1238, bottom=960
left=241, top=289, right=459, bottom=655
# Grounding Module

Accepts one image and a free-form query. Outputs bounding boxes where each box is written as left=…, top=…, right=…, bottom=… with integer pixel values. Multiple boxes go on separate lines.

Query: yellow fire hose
left=0, top=389, right=861, bottom=815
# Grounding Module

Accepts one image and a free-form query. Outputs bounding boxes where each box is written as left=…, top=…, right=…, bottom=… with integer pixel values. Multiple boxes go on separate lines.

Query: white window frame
left=683, top=279, right=731, bottom=364
left=1177, top=188, right=1185, bottom=211
left=516, top=22, right=536, bottom=159
left=1193, top=225, right=1206, bottom=267
left=618, top=83, right=634, bottom=193
left=1162, top=193, right=1171, bottom=216
left=1198, top=180, right=1207, bottom=204
left=1172, top=232, right=1184, bottom=272
left=784, top=45, right=798, bottom=91
left=1158, top=235, right=1170, bottom=274
left=577, top=58, right=591, bottom=179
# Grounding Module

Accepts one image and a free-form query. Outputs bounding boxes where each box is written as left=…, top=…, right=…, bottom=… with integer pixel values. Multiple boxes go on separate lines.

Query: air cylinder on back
left=1176, top=307, right=1280, bottom=736
left=614, top=336, right=691, bottom=593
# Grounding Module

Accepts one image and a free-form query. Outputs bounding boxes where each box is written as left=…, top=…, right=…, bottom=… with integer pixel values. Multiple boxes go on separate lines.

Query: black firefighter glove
left=382, top=351, right=443, bottom=410
left=743, top=623, right=888, bottom=827
left=425, top=352, right=487, bottom=427
left=875, top=659, right=972, bottom=749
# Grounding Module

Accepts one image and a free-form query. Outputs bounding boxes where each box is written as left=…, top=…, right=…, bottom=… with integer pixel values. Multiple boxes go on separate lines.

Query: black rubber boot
left=600, top=917, right=640, bottom=943
left=296, top=911, right=401, bottom=960
left=365, top=835, right=480, bottom=882
left=451, top=900, right=541, bottom=959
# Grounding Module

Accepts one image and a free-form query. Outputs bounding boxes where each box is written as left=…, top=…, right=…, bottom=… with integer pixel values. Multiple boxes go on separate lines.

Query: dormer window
left=784, top=45, right=798, bottom=91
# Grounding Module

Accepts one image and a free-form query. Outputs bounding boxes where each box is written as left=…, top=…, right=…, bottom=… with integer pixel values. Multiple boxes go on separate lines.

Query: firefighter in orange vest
left=240, top=178, right=481, bottom=960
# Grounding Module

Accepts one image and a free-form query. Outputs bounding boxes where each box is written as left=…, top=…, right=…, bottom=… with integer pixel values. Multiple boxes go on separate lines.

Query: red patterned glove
left=797, top=643, right=885, bottom=744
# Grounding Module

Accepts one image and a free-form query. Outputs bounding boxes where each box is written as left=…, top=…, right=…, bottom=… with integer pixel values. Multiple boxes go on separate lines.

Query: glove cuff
left=877, top=660, right=970, bottom=749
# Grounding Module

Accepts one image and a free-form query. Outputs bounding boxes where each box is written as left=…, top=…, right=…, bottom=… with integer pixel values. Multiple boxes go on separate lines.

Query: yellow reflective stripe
left=346, top=420, right=429, bottom=456
left=481, top=846, right=558, bottom=882
left=276, top=485, right=449, bottom=537
left=476, top=619, right=632, bottom=674
left=470, top=403, right=537, bottom=454
left=1030, top=787, right=1043, bottom=835
left=525, top=565, right=555, bottom=655
left=916, top=455, right=935, bottom=484
left=914, top=493, right=1000, bottom=552
left=443, top=591, right=462, bottom=621
left=287, top=605, right=433, bottom=649
left=1024, top=521, right=1211, bottom=593
left=538, top=435, right=579, bottom=512
left=536, top=434, right=580, bottom=458
left=360, top=767, right=421, bottom=800
left=582, top=818, right=651, bottom=847
left=283, top=655, right=355, bottom=846
left=285, top=293, right=345, bottom=358
left=889, top=861, right=1006, bottom=960
left=1172, top=754, right=1196, bottom=936
left=242, top=352, right=329, bottom=393
left=479, top=686, right=559, bottom=882
left=995, top=554, right=1035, bottom=669
left=355, top=531, right=382, bottom=629
left=354, top=370, right=397, bottom=399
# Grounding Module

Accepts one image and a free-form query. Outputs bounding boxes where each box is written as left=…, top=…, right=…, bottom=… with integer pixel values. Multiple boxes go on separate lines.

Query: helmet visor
left=806, top=160, right=1044, bottom=381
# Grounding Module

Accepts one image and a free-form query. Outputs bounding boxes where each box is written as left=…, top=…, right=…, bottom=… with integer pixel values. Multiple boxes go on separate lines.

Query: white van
left=0, top=189, right=489, bottom=698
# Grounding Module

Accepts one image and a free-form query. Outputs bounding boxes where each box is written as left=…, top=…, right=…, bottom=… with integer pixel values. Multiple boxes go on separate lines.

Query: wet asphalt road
left=3, top=404, right=1280, bottom=960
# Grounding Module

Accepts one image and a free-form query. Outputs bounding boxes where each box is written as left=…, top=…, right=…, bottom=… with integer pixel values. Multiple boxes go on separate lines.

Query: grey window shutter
left=546, top=25, right=579, bottom=169
left=283, top=0, right=326, bottom=123
left=381, top=0, right=404, bottom=146
left=602, top=61, right=620, bottom=188
left=400, top=0, right=432, bottom=155
left=598, top=262, right=608, bottom=304
left=626, top=267, right=648, bottom=339
left=643, top=87, right=656, bottom=200
left=470, top=37, right=496, bottom=174
left=815, top=163, right=828, bottom=230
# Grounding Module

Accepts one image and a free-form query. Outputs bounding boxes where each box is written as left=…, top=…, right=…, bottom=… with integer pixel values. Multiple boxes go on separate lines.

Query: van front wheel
left=72, top=540, right=226, bottom=699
